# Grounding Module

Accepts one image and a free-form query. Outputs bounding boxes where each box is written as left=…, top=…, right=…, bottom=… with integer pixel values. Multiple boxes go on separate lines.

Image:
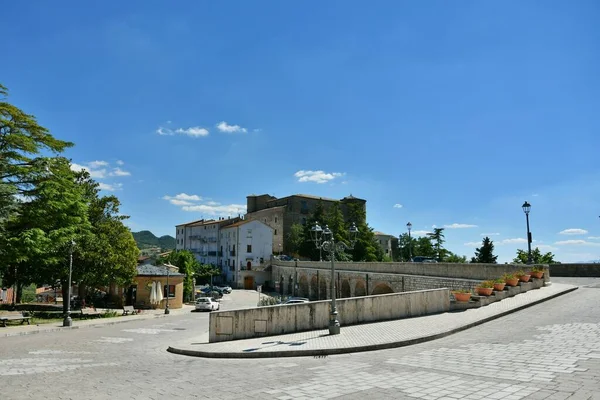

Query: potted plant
left=515, top=270, right=531, bottom=282
left=493, top=278, right=506, bottom=291
left=503, top=273, right=519, bottom=287
left=452, top=289, right=472, bottom=302
left=476, top=280, right=494, bottom=296
left=530, top=266, right=544, bottom=279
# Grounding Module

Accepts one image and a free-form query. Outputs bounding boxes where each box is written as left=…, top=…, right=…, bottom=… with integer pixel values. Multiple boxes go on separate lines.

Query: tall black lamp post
left=63, top=239, right=75, bottom=327
left=522, top=201, right=533, bottom=264
left=406, top=222, right=413, bottom=261
left=310, top=221, right=359, bottom=335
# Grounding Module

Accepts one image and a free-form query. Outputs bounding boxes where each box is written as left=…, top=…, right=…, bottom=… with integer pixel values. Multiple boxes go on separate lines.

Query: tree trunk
left=15, top=283, right=23, bottom=304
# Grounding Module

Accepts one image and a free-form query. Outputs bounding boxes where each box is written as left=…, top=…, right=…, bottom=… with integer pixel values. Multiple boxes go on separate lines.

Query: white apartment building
left=220, top=219, right=273, bottom=288
left=175, top=216, right=273, bottom=287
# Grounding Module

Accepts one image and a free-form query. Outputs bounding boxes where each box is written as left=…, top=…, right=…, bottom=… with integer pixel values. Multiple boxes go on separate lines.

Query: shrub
left=451, top=289, right=471, bottom=294
left=479, top=280, right=495, bottom=289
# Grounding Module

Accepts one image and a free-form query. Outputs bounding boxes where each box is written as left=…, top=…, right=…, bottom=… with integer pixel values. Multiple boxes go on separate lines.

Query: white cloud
left=588, top=236, right=600, bottom=240
left=175, top=127, right=209, bottom=137
left=110, top=168, right=131, bottom=177
left=554, top=240, right=600, bottom=247
left=535, top=244, right=558, bottom=251
left=531, top=193, right=539, bottom=197
left=88, top=160, right=109, bottom=168
left=464, top=241, right=481, bottom=247
left=69, top=162, right=106, bottom=179
left=498, top=238, right=528, bottom=245
left=558, top=228, right=589, bottom=235
left=216, top=121, right=247, bottom=134
left=411, top=230, right=431, bottom=237
left=163, top=193, right=202, bottom=202
left=294, top=170, right=345, bottom=184
left=157, top=125, right=209, bottom=137
left=182, top=203, right=247, bottom=216
left=252, top=128, right=262, bottom=133
left=98, top=182, right=122, bottom=191
left=443, top=223, right=478, bottom=229
left=393, top=204, right=403, bottom=209
left=206, top=201, right=221, bottom=206
left=169, top=199, right=194, bottom=206
left=116, top=160, right=125, bottom=166
left=480, top=233, right=500, bottom=236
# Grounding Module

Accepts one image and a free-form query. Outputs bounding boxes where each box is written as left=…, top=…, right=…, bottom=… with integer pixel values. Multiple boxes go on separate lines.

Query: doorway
left=126, top=285, right=137, bottom=306
left=244, top=276, right=255, bottom=290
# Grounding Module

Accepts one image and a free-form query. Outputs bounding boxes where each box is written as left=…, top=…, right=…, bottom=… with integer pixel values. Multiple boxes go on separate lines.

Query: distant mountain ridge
left=132, top=230, right=176, bottom=250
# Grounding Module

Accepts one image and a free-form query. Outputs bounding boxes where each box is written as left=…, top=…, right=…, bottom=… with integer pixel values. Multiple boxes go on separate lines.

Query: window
left=247, top=244, right=252, bottom=253
left=274, top=229, right=277, bottom=235
left=247, top=229, right=252, bottom=234
left=163, top=285, right=175, bottom=298
left=275, top=217, right=278, bottom=223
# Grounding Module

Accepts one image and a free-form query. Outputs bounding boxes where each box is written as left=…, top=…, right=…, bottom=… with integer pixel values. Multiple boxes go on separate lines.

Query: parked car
left=215, top=285, right=232, bottom=294
left=195, top=297, right=220, bottom=311
left=411, top=256, right=438, bottom=263
left=283, top=297, right=309, bottom=305
left=200, top=287, right=223, bottom=298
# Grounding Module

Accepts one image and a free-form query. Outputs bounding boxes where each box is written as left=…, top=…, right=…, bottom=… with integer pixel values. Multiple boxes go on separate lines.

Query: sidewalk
left=1, top=304, right=195, bottom=337
left=167, top=283, right=577, bottom=359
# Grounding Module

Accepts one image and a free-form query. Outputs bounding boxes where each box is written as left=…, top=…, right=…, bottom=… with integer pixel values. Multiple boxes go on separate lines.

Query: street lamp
left=310, top=221, right=359, bottom=335
left=164, top=263, right=173, bottom=315
left=63, top=239, right=75, bottom=327
left=406, top=222, right=413, bottom=261
left=522, top=201, right=533, bottom=264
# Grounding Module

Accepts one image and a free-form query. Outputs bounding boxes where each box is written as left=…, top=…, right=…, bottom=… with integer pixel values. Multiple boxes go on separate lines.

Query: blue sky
left=3, top=1, right=599, bottom=263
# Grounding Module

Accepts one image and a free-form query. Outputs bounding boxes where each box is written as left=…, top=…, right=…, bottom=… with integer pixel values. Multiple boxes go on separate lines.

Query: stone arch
left=298, top=275, right=309, bottom=298
left=319, top=277, right=328, bottom=300
left=310, top=276, right=319, bottom=301
left=372, top=283, right=394, bottom=295
left=355, top=280, right=366, bottom=297
left=341, top=280, right=351, bottom=298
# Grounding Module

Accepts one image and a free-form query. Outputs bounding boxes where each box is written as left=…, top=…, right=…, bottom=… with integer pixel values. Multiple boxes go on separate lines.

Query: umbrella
left=150, top=281, right=156, bottom=305
left=156, top=281, right=164, bottom=303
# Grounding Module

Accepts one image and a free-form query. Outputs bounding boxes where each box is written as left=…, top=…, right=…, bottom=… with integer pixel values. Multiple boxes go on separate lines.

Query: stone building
left=245, top=193, right=366, bottom=254
left=374, top=231, right=395, bottom=259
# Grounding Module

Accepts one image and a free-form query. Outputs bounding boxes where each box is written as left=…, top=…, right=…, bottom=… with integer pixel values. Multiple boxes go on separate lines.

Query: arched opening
left=372, top=283, right=394, bottom=295
left=355, top=280, right=366, bottom=297
left=299, top=275, right=309, bottom=298
left=319, top=278, right=328, bottom=300
left=341, top=280, right=351, bottom=298
left=310, top=276, right=318, bottom=301
left=246, top=261, right=252, bottom=271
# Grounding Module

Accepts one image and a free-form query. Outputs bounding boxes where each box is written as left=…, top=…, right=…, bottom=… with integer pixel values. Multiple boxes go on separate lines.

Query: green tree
left=345, top=202, right=380, bottom=262
left=427, top=228, right=446, bottom=262
left=286, top=223, right=304, bottom=257
left=444, top=252, right=468, bottom=263
left=1, top=158, right=90, bottom=311
left=513, top=248, right=558, bottom=264
left=299, top=201, right=326, bottom=260
left=323, top=203, right=352, bottom=261
left=471, top=236, right=498, bottom=264
left=158, top=250, right=200, bottom=302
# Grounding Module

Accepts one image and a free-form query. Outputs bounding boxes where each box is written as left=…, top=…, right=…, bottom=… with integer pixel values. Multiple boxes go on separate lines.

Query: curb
left=166, top=286, right=578, bottom=359
left=1, top=310, right=193, bottom=338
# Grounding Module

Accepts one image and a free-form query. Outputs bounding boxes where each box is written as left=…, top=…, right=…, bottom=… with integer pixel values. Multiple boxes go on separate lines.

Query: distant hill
left=132, top=230, right=176, bottom=250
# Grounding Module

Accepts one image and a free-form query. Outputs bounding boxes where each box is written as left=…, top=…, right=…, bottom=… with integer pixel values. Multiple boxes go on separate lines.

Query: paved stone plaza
left=0, top=278, right=599, bottom=400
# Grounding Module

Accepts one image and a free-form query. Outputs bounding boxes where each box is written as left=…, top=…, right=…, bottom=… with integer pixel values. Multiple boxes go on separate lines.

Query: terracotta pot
left=530, top=271, right=544, bottom=279
left=453, top=292, right=471, bottom=302
left=519, top=274, right=531, bottom=282
left=476, top=287, right=493, bottom=296
left=505, top=278, right=519, bottom=287
left=493, top=282, right=506, bottom=291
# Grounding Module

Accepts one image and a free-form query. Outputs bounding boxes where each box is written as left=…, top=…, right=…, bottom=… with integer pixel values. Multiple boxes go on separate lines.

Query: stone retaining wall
left=209, top=288, right=449, bottom=342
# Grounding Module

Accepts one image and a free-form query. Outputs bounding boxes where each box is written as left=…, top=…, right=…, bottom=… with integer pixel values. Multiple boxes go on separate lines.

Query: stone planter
left=519, top=274, right=531, bottom=283
left=476, top=287, right=493, bottom=296
left=452, top=292, right=471, bottom=302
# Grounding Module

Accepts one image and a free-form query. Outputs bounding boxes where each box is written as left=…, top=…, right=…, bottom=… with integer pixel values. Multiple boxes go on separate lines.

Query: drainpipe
left=366, top=273, right=369, bottom=296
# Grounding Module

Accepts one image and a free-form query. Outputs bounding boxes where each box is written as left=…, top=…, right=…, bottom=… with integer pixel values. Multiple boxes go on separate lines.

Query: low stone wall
left=209, top=288, right=449, bottom=342
left=274, top=261, right=551, bottom=282
left=549, top=263, right=600, bottom=277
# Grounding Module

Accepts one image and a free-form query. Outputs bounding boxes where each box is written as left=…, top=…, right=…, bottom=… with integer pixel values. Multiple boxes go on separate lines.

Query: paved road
left=1, top=280, right=600, bottom=400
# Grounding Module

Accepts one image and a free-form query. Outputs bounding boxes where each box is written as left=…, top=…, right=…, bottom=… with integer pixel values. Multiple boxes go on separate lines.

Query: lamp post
left=522, top=201, right=533, bottom=264
left=406, top=222, right=413, bottom=261
left=63, top=240, right=75, bottom=327
left=310, top=221, right=359, bottom=335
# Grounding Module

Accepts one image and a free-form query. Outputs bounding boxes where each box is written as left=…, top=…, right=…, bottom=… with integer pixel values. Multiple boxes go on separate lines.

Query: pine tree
left=471, top=236, right=498, bottom=263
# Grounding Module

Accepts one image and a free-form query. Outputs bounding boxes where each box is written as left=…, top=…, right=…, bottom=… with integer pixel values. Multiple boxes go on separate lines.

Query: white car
left=195, top=297, right=220, bottom=312
left=283, top=297, right=309, bottom=305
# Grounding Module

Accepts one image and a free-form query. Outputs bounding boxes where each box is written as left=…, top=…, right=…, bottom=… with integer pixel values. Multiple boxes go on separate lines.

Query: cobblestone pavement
left=1, top=278, right=599, bottom=400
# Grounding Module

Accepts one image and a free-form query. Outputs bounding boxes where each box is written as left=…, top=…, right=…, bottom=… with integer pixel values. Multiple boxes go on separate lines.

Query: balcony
left=230, top=251, right=236, bottom=256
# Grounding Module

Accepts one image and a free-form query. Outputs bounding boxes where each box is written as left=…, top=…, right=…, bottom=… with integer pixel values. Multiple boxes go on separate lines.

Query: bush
left=478, top=280, right=495, bottom=289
